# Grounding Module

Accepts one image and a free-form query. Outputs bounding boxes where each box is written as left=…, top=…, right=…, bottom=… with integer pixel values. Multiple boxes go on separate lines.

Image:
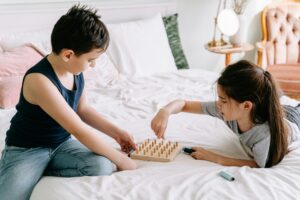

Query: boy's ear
left=61, top=49, right=74, bottom=62
left=244, top=101, right=253, bottom=111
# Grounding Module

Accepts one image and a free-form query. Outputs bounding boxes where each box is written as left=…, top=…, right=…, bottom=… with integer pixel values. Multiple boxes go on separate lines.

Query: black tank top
left=6, top=57, right=84, bottom=148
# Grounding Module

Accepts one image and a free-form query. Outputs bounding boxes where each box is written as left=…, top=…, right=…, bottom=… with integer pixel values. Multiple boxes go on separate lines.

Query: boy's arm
left=23, top=73, right=136, bottom=170
left=77, top=89, right=125, bottom=140
left=76, top=90, right=137, bottom=152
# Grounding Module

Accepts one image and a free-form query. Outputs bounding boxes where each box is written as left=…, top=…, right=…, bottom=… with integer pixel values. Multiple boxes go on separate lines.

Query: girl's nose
left=216, top=101, right=221, bottom=110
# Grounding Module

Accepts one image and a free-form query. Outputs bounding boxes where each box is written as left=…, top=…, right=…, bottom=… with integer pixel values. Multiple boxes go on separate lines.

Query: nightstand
left=205, top=43, right=254, bottom=67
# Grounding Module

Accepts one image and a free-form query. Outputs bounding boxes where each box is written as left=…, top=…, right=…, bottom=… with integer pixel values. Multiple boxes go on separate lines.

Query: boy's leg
left=0, top=146, right=50, bottom=200
left=45, top=139, right=115, bottom=177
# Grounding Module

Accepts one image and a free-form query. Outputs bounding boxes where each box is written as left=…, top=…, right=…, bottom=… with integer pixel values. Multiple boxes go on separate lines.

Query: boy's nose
left=90, top=61, right=96, bottom=68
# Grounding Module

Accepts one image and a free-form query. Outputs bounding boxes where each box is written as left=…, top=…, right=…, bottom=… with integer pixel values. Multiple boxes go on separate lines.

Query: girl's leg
left=45, top=139, right=115, bottom=177
left=283, top=105, right=300, bottom=129
left=0, top=146, right=50, bottom=200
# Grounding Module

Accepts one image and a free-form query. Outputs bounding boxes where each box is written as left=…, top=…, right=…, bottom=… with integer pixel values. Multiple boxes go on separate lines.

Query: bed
left=1, top=1, right=300, bottom=200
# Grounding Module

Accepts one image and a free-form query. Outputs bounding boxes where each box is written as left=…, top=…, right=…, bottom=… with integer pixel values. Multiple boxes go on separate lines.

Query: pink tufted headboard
left=262, top=1, right=300, bottom=65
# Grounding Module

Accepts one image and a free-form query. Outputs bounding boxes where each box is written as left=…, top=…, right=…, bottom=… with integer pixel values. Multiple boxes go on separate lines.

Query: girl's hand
left=151, top=108, right=170, bottom=139
left=190, top=147, right=259, bottom=167
left=114, top=130, right=137, bottom=154
left=117, top=153, right=137, bottom=171
left=190, top=147, right=219, bottom=163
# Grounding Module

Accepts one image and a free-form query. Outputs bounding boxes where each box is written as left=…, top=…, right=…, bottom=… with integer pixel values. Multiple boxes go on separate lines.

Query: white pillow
left=0, top=29, right=119, bottom=88
left=83, top=53, right=119, bottom=88
left=30, top=41, right=52, bottom=56
left=30, top=40, right=119, bottom=88
left=0, top=29, right=52, bottom=51
left=106, top=14, right=177, bottom=77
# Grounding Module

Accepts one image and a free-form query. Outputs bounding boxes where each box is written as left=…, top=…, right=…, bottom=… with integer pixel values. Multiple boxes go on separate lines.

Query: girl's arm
left=76, top=90, right=137, bottom=153
left=160, top=99, right=203, bottom=115
left=191, top=147, right=258, bottom=168
left=23, top=73, right=136, bottom=171
left=151, top=100, right=203, bottom=138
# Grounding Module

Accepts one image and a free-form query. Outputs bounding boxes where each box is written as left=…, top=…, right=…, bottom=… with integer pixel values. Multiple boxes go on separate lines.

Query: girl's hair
left=51, top=4, right=109, bottom=56
left=217, top=60, right=288, bottom=167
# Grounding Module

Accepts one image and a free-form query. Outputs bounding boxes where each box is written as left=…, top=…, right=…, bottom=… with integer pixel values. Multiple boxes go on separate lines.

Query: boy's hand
left=117, top=154, right=137, bottom=171
left=115, top=130, right=137, bottom=154
left=151, top=108, right=169, bottom=139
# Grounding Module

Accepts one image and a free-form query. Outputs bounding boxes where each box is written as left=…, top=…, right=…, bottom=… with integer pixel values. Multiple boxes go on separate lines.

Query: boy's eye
left=88, top=58, right=96, bottom=62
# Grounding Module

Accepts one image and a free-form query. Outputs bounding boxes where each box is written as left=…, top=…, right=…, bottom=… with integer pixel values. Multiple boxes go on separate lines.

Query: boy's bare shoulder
left=23, top=73, right=60, bottom=105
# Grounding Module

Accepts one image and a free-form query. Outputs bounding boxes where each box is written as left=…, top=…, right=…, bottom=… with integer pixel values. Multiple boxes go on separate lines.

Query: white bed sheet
left=1, top=69, right=300, bottom=200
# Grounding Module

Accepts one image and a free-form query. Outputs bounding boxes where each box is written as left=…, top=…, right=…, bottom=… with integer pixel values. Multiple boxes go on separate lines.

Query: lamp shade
left=217, top=9, right=239, bottom=36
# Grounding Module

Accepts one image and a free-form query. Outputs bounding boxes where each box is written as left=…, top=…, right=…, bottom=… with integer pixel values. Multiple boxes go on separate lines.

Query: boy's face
left=65, top=48, right=104, bottom=75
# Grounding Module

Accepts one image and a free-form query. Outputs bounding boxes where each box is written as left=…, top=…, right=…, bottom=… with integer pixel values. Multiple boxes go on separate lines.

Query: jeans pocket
left=4, top=146, right=29, bottom=157
left=1, top=146, right=30, bottom=163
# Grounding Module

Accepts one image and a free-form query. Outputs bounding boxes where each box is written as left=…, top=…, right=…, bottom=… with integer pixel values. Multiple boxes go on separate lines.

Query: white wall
left=1, top=0, right=273, bottom=73
left=177, top=0, right=272, bottom=72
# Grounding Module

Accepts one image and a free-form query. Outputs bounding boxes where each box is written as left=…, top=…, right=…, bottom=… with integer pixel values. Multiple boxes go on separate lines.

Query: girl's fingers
left=192, top=146, right=203, bottom=151
left=154, top=123, right=162, bottom=137
left=150, top=120, right=155, bottom=131
left=190, top=153, right=197, bottom=159
left=157, top=124, right=166, bottom=139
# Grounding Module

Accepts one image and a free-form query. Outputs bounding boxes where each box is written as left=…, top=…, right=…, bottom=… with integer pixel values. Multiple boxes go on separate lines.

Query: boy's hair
left=217, top=60, right=288, bottom=167
left=51, top=4, right=109, bottom=56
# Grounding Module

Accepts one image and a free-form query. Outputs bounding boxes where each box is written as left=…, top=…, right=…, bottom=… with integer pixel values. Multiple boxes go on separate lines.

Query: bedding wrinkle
left=2, top=1, right=300, bottom=199
left=1, top=69, right=300, bottom=200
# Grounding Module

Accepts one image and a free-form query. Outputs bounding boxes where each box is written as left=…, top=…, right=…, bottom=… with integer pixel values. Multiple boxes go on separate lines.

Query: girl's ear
left=244, top=101, right=253, bottom=111
left=61, top=49, right=74, bottom=62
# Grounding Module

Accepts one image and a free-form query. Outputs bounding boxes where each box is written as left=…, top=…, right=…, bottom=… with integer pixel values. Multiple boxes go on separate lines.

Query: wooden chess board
left=130, top=139, right=181, bottom=162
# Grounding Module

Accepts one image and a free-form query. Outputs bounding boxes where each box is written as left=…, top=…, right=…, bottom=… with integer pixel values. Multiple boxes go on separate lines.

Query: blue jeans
left=0, top=139, right=114, bottom=200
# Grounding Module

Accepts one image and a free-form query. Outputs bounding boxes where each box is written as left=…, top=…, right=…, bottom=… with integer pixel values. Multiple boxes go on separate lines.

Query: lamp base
left=208, top=39, right=229, bottom=48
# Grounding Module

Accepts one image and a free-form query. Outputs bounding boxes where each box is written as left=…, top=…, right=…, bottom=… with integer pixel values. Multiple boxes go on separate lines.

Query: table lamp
left=208, top=0, right=239, bottom=47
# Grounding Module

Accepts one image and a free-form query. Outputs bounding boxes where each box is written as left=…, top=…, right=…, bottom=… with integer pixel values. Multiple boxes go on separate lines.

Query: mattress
left=1, top=69, right=300, bottom=200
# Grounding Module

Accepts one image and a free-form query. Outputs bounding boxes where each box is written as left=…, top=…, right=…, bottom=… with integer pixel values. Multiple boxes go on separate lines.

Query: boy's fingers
left=130, top=140, right=137, bottom=150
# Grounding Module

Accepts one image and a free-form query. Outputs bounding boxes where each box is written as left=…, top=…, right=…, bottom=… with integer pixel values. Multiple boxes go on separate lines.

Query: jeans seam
left=49, top=152, right=88, bottom=176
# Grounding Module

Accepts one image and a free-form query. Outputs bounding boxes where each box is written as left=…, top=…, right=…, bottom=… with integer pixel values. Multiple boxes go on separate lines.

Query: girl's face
left=216, top=85, right=248, bottom=121
left=66, top=48, right=104, bottom=75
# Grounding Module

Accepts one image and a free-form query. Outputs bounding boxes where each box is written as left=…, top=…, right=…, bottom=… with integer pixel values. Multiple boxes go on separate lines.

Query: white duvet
left=1, top=69, right=300, bottom=200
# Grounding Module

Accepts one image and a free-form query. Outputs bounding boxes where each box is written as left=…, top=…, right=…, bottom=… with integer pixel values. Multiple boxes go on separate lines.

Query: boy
left=0, top=5, right=136, bottom=200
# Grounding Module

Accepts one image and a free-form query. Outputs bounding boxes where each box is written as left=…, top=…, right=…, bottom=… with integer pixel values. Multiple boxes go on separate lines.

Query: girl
left=0, top=5, right=136, bottom=200
left=151, top=60, right=300, bottom=168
